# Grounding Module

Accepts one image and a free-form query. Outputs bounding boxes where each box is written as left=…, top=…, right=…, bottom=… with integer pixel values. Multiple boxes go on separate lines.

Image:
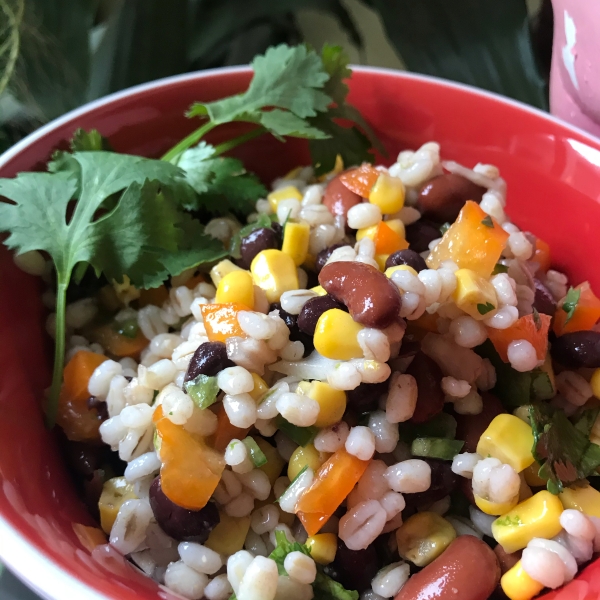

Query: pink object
left=2, top=68, right=600, bottom=600
left=550, top=0, right=600, bottom=138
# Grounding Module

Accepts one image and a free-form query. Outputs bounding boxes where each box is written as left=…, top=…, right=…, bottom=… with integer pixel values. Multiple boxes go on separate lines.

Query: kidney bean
left=551, top=330, right=600, bottom=368
left=346, top=381, right=389, bottom=413
left=404, top=458, right=458, bottom=508
left=406, top=352, right=444, bottom=423
left=533, top=278, right=556, bottom=317
left=494, top=544, right=521, bottom=575
left=297, top=294, right=347, bottom=335
left=315, top=243, right=346, bottom=273
left=185, top=341, right=235, bottom=383
left=239, top=227, right=280, bottom=269
left=405, top=219, right=443, bottom=253
left=417, top=173, right=486, bottom=223
left=319, top=261, right=402, bottom=329
left=394, top=535, right=500, bottom=600
left=385, top=249, right=428, bottom=273
left=149, top=477, right=220, bottom=543
left=270, top=303, right=314, bottom=357
left=323, top=171, right=362, bottom=219
left=332, top=539, right=381, bottom=592
left=454, top=392, right=504, bottom=453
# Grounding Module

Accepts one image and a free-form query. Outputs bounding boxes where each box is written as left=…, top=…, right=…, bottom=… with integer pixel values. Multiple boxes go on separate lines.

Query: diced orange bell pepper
left=374, top=221, right=409, bottom=255
left=138, top=285, right=169, bottom=307
left=185, top=273, right=207, bottom=290
left=531, top=238, right=551, bottom=273
left=91, top=324, right=149, bottom=358
left=487, top=313, right=551, bottom=363
left=210, top=405, right=251, bottom=453
left=154, top=406, right=225, bottom=510
left=57, top=350, right=108, bottom=441
left=296, top=448, right=370, bottom=536
left=339, top=164, right=380, bottom=198
left=200, top=303, right=250, bottom=343
left=427, top=201, right=509, bottom=278
left=408, top=311, right=439, bottom=336
left=553, top=282, right=600, bottom=335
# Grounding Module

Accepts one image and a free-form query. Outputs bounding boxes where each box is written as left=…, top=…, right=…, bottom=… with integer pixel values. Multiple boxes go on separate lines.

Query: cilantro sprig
left=562, top=286, right=581, bottom=324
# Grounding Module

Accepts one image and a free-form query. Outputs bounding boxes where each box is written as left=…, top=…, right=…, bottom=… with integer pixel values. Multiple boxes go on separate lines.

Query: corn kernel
left=384, top=264, right=418, bottom=278
left=523, top=463, right=547, bottom=488
left=501, top=561, right=544, bottom=600
left=249, top=373, right=269, bottom=403
left=475, top=494, right=519, bottom=516
left=205, top=512, right=251, bottom=555
left=297, top=380, right=347, bottom=428
left=284, top=166, right=303, bottom=180
left=287, top=443, right=327, bottom=481
left=98, top=477, right=137, bottom=534
left=396, top=512, right=456, bottom=567
left=255, top=437, right=285, bottom=485
left=267, top=186, right=303, bottom=212
left=282, top=221, right=310, bottom=266
left=356, top=224, right=378, bottom=242
left=452, top=268, right=498, bottom=320
left=375, top=254, right=389, bottom=271
left=476, top=414, right=535, bottom=473
left=250, top=249, right=299, bottom=303
left=369, top=173, right=405, bottom=214
left=311, top=285, right=327, bottom=296
left=306, top=533, right=338, bottom=565
left=560, top=482, right=600, bottom=518
left=492, top=491, right=563, bottom=553
left=591, top=368, right=600, bottom=399
left=314, top=308, right=364, bottom=360
left=210, top=259, right=243, bottom=287
left=112, top=275, right=140, bottom=304
left=385, top=218, right=406, bottom=238
left=215, top=270, right=255, bottom=309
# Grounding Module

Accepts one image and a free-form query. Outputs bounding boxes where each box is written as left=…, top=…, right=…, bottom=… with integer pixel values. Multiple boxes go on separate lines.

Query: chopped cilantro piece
left=562, top=287, right=581, bottom=324
left=481, top=215, right=494, bottom=228
left=242, top=437, right=268, bottom=468
left=113, top=318, right=139, bottom=339
left=477, top=302, right=495, bottom=315
left=532, top=308, right=542, bottom=330
left=495, top=514, right=522, bottom=527
left=492, top=263, right=509, bottom=275
left=276, top=415, right=319, bottom=446
left=183, top=374, right=220, bottom=409
left=411, top=437, right=464, bottom=460
left=439, top=222, right=451, bottom=235
left=229, top=213, right=273, bottom=259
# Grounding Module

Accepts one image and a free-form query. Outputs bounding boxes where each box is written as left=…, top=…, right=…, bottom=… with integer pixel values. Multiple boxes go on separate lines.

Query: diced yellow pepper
left=255, top=437, right=285, bottom=485
left=282, top=221, right=310, bottom=266
left=452, top=268, right=499, bottom=321
left=477, top=414, right=535, bottom=473
left=210, top=259, right=243, bottom=287
left=501, top=561, right=544, bottom=600
left=306, top=533, right=338, bottom=565
left=492, top=491, right=564, bottom=553
left=215, top=270, right=255, bottom=309
left=591, top=368, right=600, bottom=399
left=396, top=512, right=456, bottom=567
left=384, top=264, right=418, bottom=278
left=311, top=285, right=327, bottom=296
left=560, top=482, right=600, bottom=518
left=369, top=173, right=405, bottom=214
left=475, top=494, right=519, bottom=516
left=297, top=380, right=347, bottom=428
left=267, top=186, right=303, bottom=212
left=251, top=249, right=299, bottom=303
left=384, top=218, right=406, bottom=239
left=205, top=512, right=251, bottom=555
left=287, top=443, right=328, bottom=481
left=314, top=308, right=364, bottom=360
left=249, top=373, right=268, bottom=403
left=98, top=477, right=137, bottom=534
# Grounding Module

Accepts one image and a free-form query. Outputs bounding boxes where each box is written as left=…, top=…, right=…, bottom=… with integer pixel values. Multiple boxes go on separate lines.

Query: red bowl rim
left=1, top=64, right=600, bottom=600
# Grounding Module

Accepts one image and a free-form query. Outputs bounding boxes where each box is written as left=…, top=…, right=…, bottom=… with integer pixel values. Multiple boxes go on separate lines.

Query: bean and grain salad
left=3, top=44, right=600, bottom=600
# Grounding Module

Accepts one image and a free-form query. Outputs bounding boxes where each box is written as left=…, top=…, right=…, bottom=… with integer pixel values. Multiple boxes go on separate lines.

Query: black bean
left=332, top=539, right=381, bottom=592
left=385, top=249, right=428, bottom=272
left=84, top=469, right=105, bottom=520
left=346, top=381, right=389, bottom=414
left=64, top=440, right=103, bottom=477
left=87, top=396, right=108, bottom=421
left=239, top=227, right=280, bottom=269
left=315, top=243, right=346, bottom=273
left=185, top=341, right=235, bottom=383
left=297, top=294, right=347, bottom=336
left=404, top=458, right=458, bottom=508
left=405, top=220, right=443, bottom=253
left=149, top=477, right=220, bottom=543
left=551, top=331, right=600, bottom=368
left=406, top=352, right=445, bottom=423
left=533, top=278, right=557, bottom=317
left=270, top=303, right=313, bottom=357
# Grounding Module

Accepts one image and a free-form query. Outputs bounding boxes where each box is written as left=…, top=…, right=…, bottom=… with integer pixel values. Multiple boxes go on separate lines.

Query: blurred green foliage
left=0, top=0, right=551, bottom=152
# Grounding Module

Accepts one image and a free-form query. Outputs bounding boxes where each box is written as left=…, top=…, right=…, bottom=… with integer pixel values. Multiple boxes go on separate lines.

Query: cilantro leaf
left=529, top=404, right=600, bottom=493
left=269, top=530, right=311, bottom=575
left=183, top=374, right=220, bottom=409
left=70, top=128, right=111, bottom=152
left=492, top=263, right=509, bottom=275
left=481, top=215, right=494, bottom=228
left=477, top=302, right=495, bottom=315
left=440, top=222, right=451, bottom=235
left=562, top=287, right=581, bottom=324
left=229, top=213, right=273, bottom=259
left=177, top=143, right=266, bottom=215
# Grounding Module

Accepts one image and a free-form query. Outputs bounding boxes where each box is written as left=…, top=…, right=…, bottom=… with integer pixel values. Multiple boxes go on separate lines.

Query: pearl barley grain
left=507, top=339, right=539, bottom=372
left=345, top=426, right=376, bottom=460
left=384, top=460, right=431, bottom=494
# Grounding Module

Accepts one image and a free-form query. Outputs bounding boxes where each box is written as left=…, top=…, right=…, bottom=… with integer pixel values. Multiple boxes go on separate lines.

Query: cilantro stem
left=161, top=121, right=218, bottom=163
left=212, top=128, right=266, bottom=157
left=45, top=277, right=68, bottom=428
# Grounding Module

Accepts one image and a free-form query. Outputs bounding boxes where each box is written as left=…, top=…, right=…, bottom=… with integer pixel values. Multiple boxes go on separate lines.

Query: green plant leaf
left=366, top=0, right=548, bottom=108
left=0, top=0, right=24, bottom=96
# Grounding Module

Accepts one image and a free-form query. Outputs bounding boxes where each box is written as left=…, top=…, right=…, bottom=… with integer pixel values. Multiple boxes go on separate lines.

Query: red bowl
left=1, top=66, right=600, bottom=600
